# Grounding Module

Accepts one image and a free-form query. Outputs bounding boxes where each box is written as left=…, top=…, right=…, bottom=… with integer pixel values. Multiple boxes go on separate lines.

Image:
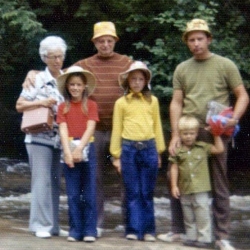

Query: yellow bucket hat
left=182, top=18, right=212, bottom=42
left=91, top=21, right=119, bottom=41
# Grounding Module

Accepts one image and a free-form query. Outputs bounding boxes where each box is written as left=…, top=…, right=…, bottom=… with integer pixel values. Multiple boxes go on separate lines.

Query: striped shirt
left=74, top=52, right=132, bottom=130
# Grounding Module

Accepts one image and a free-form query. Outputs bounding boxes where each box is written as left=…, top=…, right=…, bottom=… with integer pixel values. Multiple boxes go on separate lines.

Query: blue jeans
left=63, top=143, right=97, bottom=239
left=121, top=139, right=158, bottom=240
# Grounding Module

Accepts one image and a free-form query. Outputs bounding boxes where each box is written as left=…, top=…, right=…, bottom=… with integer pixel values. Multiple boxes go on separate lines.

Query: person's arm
left=22, top=70, right=40, bottom=90
left=71, top=120, right=96, bottom=163
left=168, top=89, right=184, bottom=156
left=110, top=101, right=123, bottom=174
left=210, top=135, right=224, bottom=155
left=170, top=163, right=180, bottom=199
left=59, top=122, right=74, bottom=168
left=16, top=96, right=57, bottom=113
left=226, top=84, right=249, bottom=127
left=112, top=158, right=121, bottom=174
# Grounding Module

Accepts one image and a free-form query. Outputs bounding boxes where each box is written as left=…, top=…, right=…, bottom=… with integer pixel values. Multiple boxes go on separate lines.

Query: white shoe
left=144, top=234, right=156, bottom=242
left=83, top=236, right=96, bottom=242
left=215, top=240, right=235, bottom=250
left=157, top=232, right=182, bottom=242
left=35, top=231, right=51, bottom=238
left=114, top=224, right=125, bottom=232
left=97, top=227, right=103, bottom=238
left=126, top=234, right=138, bottom=240
left=67, top=236, right=78, bottom=242
left=58, top=229, right=69, bottom=237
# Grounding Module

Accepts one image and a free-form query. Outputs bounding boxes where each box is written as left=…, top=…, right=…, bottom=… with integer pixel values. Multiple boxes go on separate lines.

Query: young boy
left=170, top=115, right=224, bottom=248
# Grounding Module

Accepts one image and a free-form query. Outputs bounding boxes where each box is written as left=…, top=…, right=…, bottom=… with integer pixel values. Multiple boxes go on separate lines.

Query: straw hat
left=57, top=66, right=96, bottom=96
left=182, top=18, right=212, bottom=42
left=118, top=61, right=152, bottom=90
left=91, top=21, right=119, bottom=41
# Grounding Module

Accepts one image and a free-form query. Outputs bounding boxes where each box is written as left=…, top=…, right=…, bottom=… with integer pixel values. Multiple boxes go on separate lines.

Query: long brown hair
left=62, top=73, right=89, bottom=114
left=124, top=70, right=152, bottom=102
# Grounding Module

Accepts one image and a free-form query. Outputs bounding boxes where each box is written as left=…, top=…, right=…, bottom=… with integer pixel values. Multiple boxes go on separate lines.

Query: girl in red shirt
left=57, top=66, right=99, bottom=242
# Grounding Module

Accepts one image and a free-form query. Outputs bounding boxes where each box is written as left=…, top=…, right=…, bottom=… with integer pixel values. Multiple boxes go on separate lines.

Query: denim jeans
left=121, top=139, right=158, bottom=240
left=63, top=143, right=97, bottom=239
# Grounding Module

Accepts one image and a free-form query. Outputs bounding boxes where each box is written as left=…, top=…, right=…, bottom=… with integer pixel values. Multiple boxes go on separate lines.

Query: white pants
left=180, top=192, right=212, bottom=243
left=26, top=143, right=62, bottom=234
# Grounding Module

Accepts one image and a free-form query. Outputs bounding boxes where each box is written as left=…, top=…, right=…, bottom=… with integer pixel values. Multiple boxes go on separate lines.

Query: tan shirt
left=173, top=54, right=242, bottom=126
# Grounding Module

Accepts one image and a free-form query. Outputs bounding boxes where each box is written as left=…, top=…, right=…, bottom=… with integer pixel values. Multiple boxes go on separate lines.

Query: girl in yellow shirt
left=110, top=61, right=165, bottom=241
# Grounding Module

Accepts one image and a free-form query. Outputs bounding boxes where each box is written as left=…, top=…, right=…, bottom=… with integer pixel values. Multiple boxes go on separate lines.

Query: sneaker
left=157, top=232, right=182, bottom=242
left=144, top=234, right=156, bottom=242
left=35, top=231, right=51, bottom=238
left=58, top=229, right=69, bottom=237
left=126, top=234, right=138, bottom=240
left=97, top=227, right=103, bottom=238
left=83, top=236, right=96, bottom=242
left=67, top=236, right=78, bottom=242
left=215, top=240, right=235, bottom=250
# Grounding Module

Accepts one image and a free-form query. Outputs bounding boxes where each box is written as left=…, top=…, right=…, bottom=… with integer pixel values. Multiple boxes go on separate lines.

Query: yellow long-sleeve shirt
left=110, top=93, right=166, bottom=158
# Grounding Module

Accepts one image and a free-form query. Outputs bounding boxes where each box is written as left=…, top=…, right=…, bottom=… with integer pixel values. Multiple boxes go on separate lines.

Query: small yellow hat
left=182, top=18, right=212, bottom=42
left=91, top=21, right=119, bottom=41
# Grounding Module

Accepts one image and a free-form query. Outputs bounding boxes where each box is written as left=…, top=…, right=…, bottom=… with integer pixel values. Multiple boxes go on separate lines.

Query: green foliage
left=1, top=0, right=250, bottom=155
left=0, top=0, right=46, bottom=72
left=123, top=0, right=250, bottom=128
left=0, top=0, right=47, bottom=115
left=131, top=0, right=220, bottom=90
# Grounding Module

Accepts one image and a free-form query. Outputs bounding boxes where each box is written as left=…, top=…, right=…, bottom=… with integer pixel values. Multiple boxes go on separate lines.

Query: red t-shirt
left=57, top=99, right=99, bottom=138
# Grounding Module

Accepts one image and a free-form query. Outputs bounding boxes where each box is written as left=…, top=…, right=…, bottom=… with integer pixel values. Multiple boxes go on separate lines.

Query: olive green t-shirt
left=169, top=141, right=212, bottom=195
left=173, top=54, right=242, bottom=126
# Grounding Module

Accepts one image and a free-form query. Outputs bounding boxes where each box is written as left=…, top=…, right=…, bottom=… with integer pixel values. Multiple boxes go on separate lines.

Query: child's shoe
left=144, top=234, right=156, bottom=242
left=126, top=234, right=138, bottom=240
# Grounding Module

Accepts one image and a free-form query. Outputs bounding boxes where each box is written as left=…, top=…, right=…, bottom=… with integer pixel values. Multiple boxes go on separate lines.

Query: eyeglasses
left=45, top=55, right=64, bottom=60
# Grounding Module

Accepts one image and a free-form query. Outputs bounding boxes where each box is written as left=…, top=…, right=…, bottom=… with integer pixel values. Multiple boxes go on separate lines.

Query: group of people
left=15, top=18, right=249, bottom=250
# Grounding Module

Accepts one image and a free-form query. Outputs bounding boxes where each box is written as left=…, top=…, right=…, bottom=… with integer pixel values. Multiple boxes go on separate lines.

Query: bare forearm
left=170, top=101, right=182, bottom=137
left=233, top=85, right=249, bottom=120
left=16, top=97, right=43, bottom=113
left=78, top=120, right=96, bottom=149
left=211, top=136, right=224, bottom=154
left=170, top=164, right=178, bottom=189
left=59, top=123, right=71, bottom=153
left=169, top=90, right=183, bottom=138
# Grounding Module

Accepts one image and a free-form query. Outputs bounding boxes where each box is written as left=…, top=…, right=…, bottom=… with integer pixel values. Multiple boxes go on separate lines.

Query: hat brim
left=91, top=32, right=119, bottom=41
left=57, top=68, right=96, bottom=96
left=118, top=69, right=152, bottom=90
left=182, top=30, right=212, bottom=42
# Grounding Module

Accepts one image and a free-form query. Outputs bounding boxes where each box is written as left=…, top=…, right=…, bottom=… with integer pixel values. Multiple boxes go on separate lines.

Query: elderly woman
left=16, top=36, right=68, bottom=238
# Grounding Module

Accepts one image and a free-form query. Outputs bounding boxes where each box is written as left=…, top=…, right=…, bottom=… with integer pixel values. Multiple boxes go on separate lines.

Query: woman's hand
left=41, top=97, right=57, bottom=108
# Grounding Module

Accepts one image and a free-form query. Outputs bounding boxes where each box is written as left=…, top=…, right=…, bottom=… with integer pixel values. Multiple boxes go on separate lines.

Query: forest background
left=0, top=0, right=250, bottom=190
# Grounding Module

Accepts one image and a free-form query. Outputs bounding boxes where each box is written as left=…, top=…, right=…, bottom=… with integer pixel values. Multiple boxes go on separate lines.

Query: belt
left=122, top=139, right=155, bottom=150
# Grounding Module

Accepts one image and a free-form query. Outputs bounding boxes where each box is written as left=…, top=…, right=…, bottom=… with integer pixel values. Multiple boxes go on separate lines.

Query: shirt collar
left=126, top=91, right=144, bottom=101
left=44, top=67, right=63, bottom=86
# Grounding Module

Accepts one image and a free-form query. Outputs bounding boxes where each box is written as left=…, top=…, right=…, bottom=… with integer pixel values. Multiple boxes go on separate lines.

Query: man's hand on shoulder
left=22, top=70, right=40, bottom=90
left=168, top=135, right=181, bottom=156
